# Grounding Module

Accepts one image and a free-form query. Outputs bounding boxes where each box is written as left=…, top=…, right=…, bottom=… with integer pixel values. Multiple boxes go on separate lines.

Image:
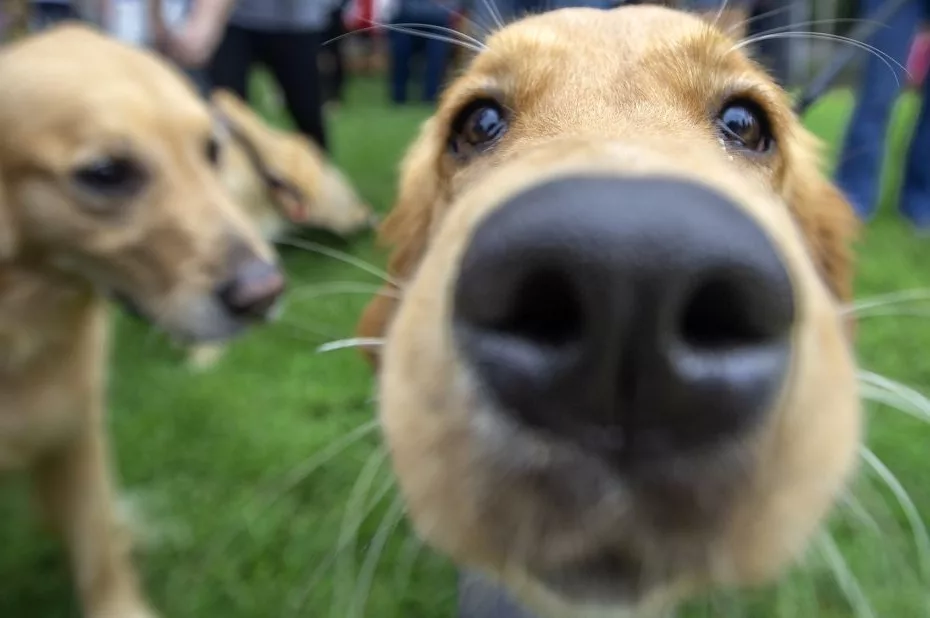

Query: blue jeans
left=28, top=2, right=80, bottom=31
left=388, top=10, right=453, bottom=104
left=836, top=0, right=930, bottom=225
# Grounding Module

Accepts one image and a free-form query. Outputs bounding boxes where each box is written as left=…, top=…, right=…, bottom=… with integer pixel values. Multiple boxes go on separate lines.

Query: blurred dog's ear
left=356, top=118, right=445, bottom=370
left=782, top=127, right=859, bottom=337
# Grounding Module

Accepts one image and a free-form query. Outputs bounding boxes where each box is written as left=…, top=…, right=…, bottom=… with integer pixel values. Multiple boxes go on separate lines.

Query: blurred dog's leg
left=32, top=415, right=156, bottom=618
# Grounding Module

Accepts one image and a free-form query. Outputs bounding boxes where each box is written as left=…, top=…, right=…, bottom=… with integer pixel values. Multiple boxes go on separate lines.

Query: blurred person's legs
left=388, top=27, right=415, bottom=104
left=548, top=0, right=615, bottom=9
left=470, top=0, right=546, bottom=36
left=422, top=34, right=451, bottom=102
left=29, top=0, right=79, bottom=32
left=321, top=5, right=348, bottom=105
left=209, top=24, right=255, bottom=100
left=835, top=0, right=922, bottom=221
left=751, top=0, right=791, bottom=86
left=258, top=30, right=329, bottom=152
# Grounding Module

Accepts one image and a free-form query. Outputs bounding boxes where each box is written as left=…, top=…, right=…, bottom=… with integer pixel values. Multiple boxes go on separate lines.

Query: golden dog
left=358, top=6, right=859, bottom=617
left=0, top=25, right=284, bottom=618
left=183, top=88, right=377, bottom=368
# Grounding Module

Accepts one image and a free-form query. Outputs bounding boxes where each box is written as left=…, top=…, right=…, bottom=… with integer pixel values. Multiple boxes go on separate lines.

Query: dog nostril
left=453, top=176, right=796, bottom=461
left=679, top=276, right=773, bottom=351
left=490, top=269, right=583, bottom=348
left=217, top=260, right=285, bottom=320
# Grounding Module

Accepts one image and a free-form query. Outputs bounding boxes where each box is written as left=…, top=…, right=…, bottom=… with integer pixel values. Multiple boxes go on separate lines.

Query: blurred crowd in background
left=1, top=0, right=930, bottom=227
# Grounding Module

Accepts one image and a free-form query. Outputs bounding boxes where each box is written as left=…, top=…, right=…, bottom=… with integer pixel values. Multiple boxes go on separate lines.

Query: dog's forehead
left=471, top=6, right=756, bottom=101
left=456, top=6, right=766, bottom=132
left=0, top=26, right=212, bottom=159
left=486, top=6, right=719, bottom=66
left=0, top=25, right=209, bottom=138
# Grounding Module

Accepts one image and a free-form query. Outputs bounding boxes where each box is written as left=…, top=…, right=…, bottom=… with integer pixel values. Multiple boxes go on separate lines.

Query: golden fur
left=184, top=89, right=377, bottom=369
left=358, top=6, right=860, bottom=617
left=210, top=88, right=376, bottom=243
left=0, top=25, right=282, bottom=618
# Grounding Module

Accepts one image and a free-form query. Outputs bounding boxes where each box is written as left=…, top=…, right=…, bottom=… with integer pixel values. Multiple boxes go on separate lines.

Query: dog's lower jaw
left=494, top=566, right=682, bottom=618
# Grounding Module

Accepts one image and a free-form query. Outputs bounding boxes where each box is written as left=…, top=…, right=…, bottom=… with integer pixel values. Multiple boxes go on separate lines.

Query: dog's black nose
left=453, top=176, right=794, bottom=461
left=217, top=258, right=285, bottom=320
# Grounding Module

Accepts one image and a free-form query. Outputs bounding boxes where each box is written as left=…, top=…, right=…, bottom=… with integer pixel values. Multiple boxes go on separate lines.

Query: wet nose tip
left=217, top=259, right=286, bottom=320
left=452, top=175, right=795, bottom=460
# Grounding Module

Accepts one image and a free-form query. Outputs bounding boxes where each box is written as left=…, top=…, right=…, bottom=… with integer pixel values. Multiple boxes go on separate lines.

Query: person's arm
left=165, top=0, right=237, bottom=68
left=147, top=0, right=168, bottom=51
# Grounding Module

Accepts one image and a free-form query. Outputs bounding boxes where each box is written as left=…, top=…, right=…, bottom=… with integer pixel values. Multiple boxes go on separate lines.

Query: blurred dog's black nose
left=217, top=258, right=285, bottom=320
left=453, top=176, right=794, bottom=460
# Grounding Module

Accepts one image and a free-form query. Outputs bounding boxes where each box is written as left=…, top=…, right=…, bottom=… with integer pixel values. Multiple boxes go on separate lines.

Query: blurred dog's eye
left=206, top=136, right=221, bottom=166
left=73, top=156, right=147, bottom=199
left=450, top=99, right=509, bottom=159
left=716, top=99, right=773, bottom=154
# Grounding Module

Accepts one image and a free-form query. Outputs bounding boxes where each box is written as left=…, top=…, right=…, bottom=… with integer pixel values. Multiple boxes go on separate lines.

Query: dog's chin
left=437, top=399, right=756, bottom=617
left=530, top=550, right=647, bottom=606
left=111, top=291, right=280, bottom=344
left=501, top=565, right=679, bottom=618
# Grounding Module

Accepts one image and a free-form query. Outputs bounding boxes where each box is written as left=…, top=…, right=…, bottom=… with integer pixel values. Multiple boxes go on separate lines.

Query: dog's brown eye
left=73, top=156, right=146, bottom=199
left=716, top=100, right=772, bottom=154
left=206, top=137, right=220, bottom=166
left=450, top=99, right=509, bottom=159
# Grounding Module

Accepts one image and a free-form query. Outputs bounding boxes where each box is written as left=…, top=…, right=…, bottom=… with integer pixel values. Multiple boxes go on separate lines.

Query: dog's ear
left=782, top=127, right=859, bottom=335
left=357, top=118, right=445, bottom=371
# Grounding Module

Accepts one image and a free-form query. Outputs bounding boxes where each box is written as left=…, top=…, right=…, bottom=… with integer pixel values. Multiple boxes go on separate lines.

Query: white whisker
left=344, top=19, right=486, bottom=54
left=816, top=532, right=876, bottom=618
left=348, top=494, right=407, bottom=618
left=389, top=21, right=487, bottom=50
left=392, top=533, right=425, bottom=593
left=859, top=447, right=930, bottom=592
left=331, top=449, right=390, bottom=618
left=279, top=236, right=397, bottom=286
left=837, top=491, right=883, bottom=536
left=483, top=0, right=506, bottom=32
left=741, top=18, right=884, bottom=43
left=847, top=288, right=930, bottom=313
left=713, top=0, right=731, bottom=31
left=859, top=370, right=930, bottom=425
left=854, top=308, right=930, bottom=320
left=732, top=32, right=909, bottom=88
left=284, top=473, right=396, bottom=618
left=289, top=281, right=401, bottom=301
left=724, top=5, right=792, bottom=37
left=317, top=337, right=385, bottom=353
left=191, top=421, right=379, bottom=593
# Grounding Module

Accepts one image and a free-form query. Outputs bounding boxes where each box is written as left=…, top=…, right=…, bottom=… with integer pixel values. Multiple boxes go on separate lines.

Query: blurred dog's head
left=211, top=89, right=377, bottom=240
left=358, top=6, right=860, bottom=616
left=0, top=25, right=284, bottom=343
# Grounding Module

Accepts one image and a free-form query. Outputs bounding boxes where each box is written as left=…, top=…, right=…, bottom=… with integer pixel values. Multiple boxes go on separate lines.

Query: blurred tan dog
left=182, top=88, right=377, bottom=368
left=0, top=24, right=285, bottom=618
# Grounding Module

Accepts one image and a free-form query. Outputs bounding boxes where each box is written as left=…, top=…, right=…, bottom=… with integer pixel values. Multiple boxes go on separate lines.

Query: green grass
left=3, top=77, right=930, bottom=617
